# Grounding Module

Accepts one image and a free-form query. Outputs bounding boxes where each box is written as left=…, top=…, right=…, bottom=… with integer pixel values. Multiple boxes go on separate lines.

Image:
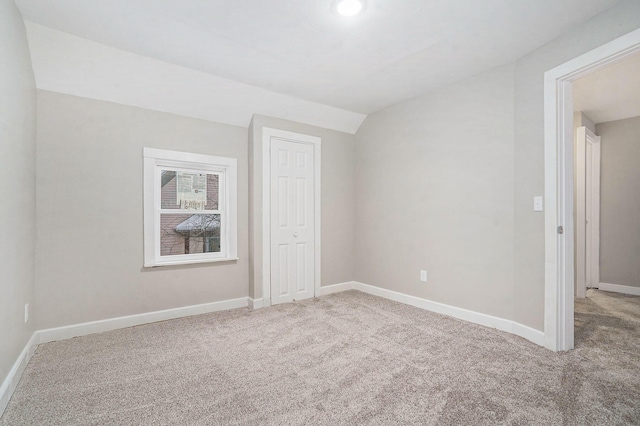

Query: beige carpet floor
left=1, top=289, right=639, bottom=425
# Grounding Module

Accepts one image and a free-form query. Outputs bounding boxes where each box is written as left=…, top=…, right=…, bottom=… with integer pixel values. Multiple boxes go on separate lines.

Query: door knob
left=293, top=232, right=298, bottom=238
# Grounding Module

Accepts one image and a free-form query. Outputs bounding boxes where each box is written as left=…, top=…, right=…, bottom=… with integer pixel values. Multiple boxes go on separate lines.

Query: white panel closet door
left=576, top=127, right=587, bottom=298
left=585, top=137, right=601, bottom=290
left=270, top=138, right=315, bottom=305
left=575, top=126, right=601, bottom=298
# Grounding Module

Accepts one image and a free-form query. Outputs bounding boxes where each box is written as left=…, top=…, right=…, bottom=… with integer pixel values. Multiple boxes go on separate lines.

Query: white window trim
left=143, top=147, right=238, bottom=267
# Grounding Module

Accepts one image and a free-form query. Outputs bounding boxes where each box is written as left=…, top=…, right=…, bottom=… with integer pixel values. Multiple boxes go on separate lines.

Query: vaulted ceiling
left=17, top=0, right=621, bottom=116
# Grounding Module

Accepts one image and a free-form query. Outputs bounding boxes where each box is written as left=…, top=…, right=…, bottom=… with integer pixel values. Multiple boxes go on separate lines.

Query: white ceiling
left=25, top=22, right=367, bottom=134
left=574, top=52, right=640, bottom=124
left=16, top=0, right=620, bottom=115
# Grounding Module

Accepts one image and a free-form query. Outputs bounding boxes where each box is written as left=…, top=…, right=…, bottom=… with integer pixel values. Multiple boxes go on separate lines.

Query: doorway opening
left=544, top=28, right=640, bottom=351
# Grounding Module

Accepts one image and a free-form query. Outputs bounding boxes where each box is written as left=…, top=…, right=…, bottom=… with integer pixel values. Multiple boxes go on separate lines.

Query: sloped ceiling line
left=24, top=22, right=367, bottom=134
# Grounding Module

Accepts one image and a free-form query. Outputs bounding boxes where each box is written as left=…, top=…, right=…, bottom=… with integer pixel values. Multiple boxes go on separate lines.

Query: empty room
left=1, top=0, right=639, bottom=424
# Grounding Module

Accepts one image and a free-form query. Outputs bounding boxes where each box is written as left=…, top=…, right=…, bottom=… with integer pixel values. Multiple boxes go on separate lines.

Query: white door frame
left=262, top=127, right=321, bottom=307
left=575, top=126, right=601, bottom=299
left=543, top=28, right=640, bottom=351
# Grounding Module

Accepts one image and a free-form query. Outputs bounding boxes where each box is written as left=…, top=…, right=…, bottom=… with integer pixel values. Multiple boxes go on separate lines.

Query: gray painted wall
left=596, top=116, right=640, bottom=288
left=249, top=114, right=356, bottom=300
left=34, top=95, right=355, bottom=328
left=354, top=0, right=640, bottom=331
left=35, top=91, right=249, bottom=329
left=0, top=0, right=37, bottom=388
left=354, top=64, right=516, bottom=321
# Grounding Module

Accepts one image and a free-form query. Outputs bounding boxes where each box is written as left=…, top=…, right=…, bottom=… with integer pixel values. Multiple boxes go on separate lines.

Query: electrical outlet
left=24, top=303, right=29, bottom=323
left=420, top=270, right=428, bottom=282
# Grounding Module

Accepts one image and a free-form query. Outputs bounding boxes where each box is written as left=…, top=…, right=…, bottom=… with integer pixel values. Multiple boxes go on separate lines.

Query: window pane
left=160, top=171, right=219, bottom=210
left=160, top=214, right=221, bottom=255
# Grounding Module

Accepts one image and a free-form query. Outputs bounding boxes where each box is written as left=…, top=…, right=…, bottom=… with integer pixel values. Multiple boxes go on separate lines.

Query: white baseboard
left=37, top=297, right=249, bottom=344
left=2, top=283, right=547, bottom=417
left=1, top=297, right=249, bottom=417
left=248, top=298, right=265, bottom=309
left=321, top=281, right=544, bottom=346
left=0, top=332, right=39, bottom=416
left=253, top=283, right=355, bottom=308
left=598, top=282, right=640, bottom=296
left=1, top=297, right=249, bottom=418
left=509, top=322, right=546, bottom=346
left=319, top=281, right=356, bottom=295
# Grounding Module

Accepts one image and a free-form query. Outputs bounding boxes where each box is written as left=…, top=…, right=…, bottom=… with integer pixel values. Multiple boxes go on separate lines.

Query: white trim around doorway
left=543, top=28, right=640, bottom=351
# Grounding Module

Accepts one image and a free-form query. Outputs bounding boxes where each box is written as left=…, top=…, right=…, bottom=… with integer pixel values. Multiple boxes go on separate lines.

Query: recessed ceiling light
left=335, top=0, right=365, bottom=17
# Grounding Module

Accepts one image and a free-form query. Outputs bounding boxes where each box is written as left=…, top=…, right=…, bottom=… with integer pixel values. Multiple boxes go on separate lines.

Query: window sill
left=144, top=257, right=239, bottom=268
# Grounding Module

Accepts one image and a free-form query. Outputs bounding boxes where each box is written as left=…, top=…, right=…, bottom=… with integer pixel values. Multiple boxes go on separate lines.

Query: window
left=143, top=148, right=237, bottom=267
